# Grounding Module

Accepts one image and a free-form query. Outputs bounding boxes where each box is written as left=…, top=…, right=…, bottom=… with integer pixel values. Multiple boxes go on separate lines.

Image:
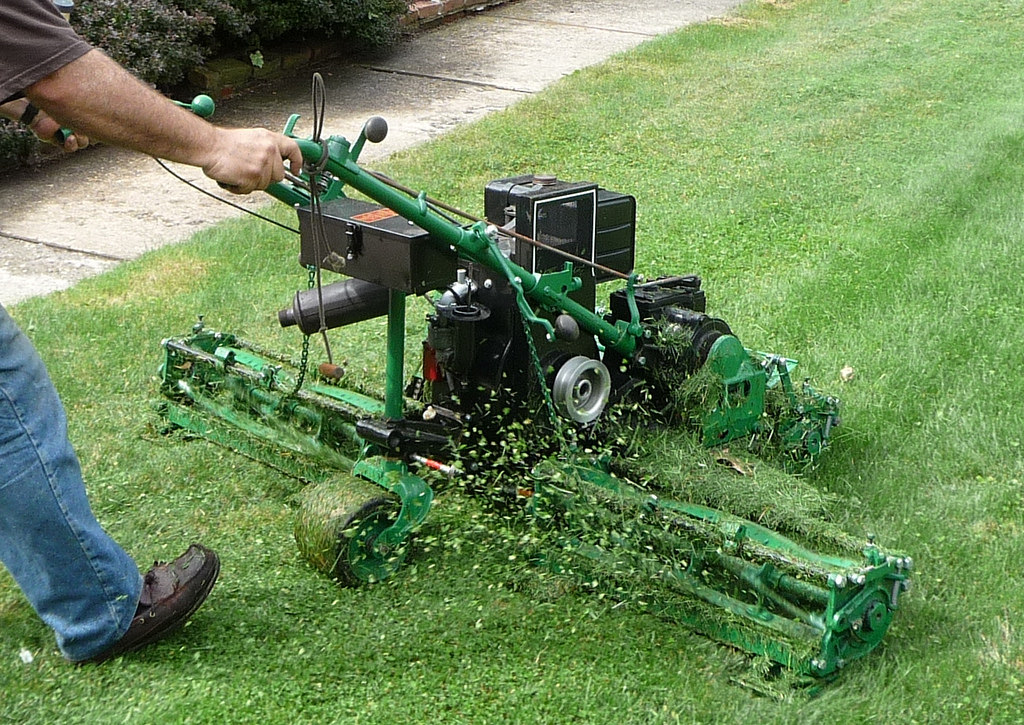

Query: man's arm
left=26, top=49, right=303, bottom=194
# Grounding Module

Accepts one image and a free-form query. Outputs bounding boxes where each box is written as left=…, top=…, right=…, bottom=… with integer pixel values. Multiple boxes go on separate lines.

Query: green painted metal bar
left=306, top=382, right=385, bottom=415
left=385, top=289, right=407, bottom=420
left=203, top=341, right=386, bottom=417
left=241, top=385, right=321, bottom=428
left=568, top=538, right=822, bottom=644
left=162, top=401, right=346, bottom=484
left=710, top=551, right=824, bottom=629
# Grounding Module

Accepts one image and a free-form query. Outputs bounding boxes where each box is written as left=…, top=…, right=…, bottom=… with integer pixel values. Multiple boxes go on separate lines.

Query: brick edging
left=401, top=0, right=515, bottom=29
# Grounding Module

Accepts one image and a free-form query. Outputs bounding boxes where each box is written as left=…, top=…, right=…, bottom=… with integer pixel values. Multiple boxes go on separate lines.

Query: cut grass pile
left=3, top=0, right=1024, bottom=721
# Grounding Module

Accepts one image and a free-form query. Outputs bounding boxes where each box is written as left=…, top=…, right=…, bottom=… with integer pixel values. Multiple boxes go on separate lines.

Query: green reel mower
left=158, top=89, right=910, bottom=682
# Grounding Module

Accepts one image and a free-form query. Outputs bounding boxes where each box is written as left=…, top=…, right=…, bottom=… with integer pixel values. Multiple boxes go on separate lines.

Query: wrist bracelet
left=19, top=102, right=40, bottom=126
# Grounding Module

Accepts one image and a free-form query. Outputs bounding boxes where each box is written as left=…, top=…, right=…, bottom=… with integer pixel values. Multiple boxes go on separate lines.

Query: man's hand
left=30, top=108, right=89, bottom=152
left=201, top=127, right=304, bottom=195
left=0, top=98, right=89, bottom=152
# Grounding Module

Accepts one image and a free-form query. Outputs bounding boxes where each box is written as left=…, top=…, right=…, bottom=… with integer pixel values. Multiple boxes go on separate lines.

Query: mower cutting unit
left=159, top=107, right=910, bottom=680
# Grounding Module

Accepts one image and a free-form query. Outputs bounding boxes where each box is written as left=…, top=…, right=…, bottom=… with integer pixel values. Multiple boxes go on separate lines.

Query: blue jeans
left=0, top=304, right=141, bottom=661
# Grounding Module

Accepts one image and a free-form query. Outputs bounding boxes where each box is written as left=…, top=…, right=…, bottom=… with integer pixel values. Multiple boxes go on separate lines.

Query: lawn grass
left=4, top=0, right=1024, bottom=721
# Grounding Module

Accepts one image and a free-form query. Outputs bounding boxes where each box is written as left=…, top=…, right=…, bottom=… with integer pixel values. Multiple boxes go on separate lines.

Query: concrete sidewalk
left=0, top=0, right=742, bottom=305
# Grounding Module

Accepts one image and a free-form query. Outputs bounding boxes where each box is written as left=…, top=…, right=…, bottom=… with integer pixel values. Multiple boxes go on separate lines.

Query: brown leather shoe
left=82, top=544, right=220, bottom=664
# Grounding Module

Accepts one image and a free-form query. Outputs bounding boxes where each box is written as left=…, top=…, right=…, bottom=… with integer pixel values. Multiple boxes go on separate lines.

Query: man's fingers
left=62, top=132, right=88, bottom=152
left=269, top=149, right=287, bottom=185
left=281, top=137, right=304, bottom=175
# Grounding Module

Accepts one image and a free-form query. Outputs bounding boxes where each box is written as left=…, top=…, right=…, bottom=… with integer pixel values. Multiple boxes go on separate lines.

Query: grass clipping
left=608, top=424, right=860, bottom=555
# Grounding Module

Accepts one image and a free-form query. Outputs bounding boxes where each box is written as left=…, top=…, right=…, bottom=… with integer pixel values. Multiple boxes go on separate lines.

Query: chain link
left=518, top=310, right=576, bottom=454
left=285, top=265, right=317, bottom=397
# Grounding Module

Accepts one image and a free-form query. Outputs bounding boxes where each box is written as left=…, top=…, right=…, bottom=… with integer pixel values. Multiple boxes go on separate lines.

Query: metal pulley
left=551, top=355, right=611, bottom=424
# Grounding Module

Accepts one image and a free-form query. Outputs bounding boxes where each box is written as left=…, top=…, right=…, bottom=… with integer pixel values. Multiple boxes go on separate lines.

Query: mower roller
left=158, top=87, right=910, bottom=680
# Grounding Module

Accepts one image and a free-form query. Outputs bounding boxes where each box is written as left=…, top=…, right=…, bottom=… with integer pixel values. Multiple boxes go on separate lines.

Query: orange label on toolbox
left=351, top=208, right=399, bottom=223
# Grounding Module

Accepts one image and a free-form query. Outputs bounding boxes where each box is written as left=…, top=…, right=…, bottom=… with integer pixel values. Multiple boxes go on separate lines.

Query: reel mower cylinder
left=279, top=278, right=390, bottom=334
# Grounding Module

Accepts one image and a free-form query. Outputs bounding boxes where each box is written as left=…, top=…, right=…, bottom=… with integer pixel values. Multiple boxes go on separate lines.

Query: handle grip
left=174, top=94, right=216, bottom=119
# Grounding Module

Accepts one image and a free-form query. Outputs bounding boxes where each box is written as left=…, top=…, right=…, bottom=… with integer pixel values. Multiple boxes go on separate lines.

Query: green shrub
left=233, top=0, right=408, bottom=48
left=74, top=0, right=233, bottom=86
left=72, top=0, right=405, bottom=86
left=0, top=0, right=408, bottom=167
left=0, top=120, right=41, bottom=168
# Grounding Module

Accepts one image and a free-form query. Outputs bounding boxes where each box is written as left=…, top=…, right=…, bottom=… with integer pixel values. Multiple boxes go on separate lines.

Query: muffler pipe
left=278, top=278, right=390, bottom=334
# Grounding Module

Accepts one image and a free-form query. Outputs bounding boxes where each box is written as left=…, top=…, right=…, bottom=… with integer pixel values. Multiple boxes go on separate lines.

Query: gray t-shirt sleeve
left=0, top=0, right=92, bottom=102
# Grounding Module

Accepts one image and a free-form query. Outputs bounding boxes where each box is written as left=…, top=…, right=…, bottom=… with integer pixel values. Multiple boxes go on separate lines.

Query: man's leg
left=0, top=304, right=141, bottom=661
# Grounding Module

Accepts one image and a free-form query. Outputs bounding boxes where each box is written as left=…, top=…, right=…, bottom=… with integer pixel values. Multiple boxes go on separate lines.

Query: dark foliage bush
left=70, top=0, right=407, bottom=87
left=233, top=0, right=408, bottom=48
left=0, top=121, right=42, bottom=166
left=74, top=0, right=233, bottom=86
left=1, top=0, right=407, bottom=167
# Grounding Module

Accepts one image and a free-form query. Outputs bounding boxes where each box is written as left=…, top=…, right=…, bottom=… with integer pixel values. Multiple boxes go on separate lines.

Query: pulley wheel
left=551, top=355, right=612, bottom=424
left=294, top=475, right=405, bottom=586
